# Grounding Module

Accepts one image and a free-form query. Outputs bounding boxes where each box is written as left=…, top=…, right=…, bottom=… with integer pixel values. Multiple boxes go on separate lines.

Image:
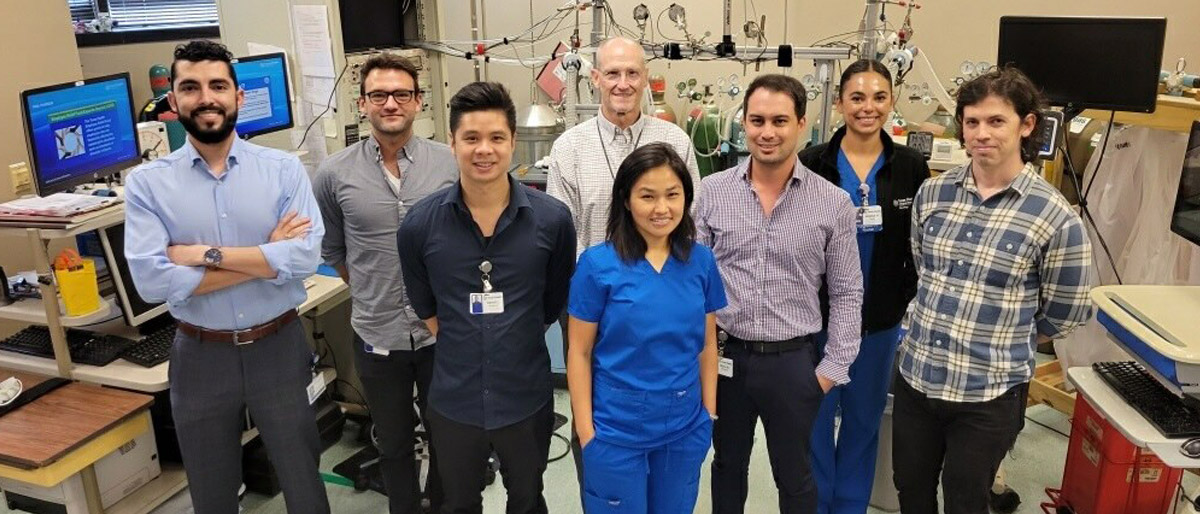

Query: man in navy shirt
left=397, top=82, right=575, bottom=514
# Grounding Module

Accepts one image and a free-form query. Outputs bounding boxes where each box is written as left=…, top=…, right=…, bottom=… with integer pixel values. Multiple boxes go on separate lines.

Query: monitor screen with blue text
left=233, top=53, right=294, bottom=139
left=20, top=73, right=141, bottom=195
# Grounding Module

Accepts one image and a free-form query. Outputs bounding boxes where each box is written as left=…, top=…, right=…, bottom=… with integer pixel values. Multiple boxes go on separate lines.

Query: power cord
left=295, top=61, right=350, bottom=151
left=1058, top=114, right=1123, bottom=284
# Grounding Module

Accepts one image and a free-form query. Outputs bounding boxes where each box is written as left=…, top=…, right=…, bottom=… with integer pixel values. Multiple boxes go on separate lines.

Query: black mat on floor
left=332, top=445, right=386, bottom=494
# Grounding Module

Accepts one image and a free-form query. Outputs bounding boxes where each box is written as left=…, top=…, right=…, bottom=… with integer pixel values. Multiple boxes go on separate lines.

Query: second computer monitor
left=96, top=223, right=168, bottom=327
left=232, top=52, right=294, bottom=139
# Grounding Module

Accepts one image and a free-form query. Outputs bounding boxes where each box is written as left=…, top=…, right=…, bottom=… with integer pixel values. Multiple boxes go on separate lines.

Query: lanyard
left=597, top=121, right=645, bottom=179
left=859, top=183, right=871, bottom=207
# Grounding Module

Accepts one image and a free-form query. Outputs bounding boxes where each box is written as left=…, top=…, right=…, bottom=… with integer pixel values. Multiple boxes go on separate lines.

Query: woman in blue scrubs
left=566, top=142, right=726, bottom=514
left=798, top=59, right=930, bottom=514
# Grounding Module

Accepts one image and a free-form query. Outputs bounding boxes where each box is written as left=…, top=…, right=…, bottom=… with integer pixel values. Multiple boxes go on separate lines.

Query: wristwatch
left=203, top=247, right=223, bottom=268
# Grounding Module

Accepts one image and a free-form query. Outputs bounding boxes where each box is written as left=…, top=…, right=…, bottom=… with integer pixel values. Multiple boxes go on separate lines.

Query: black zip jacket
left=799, top=126, right=931, bottom=335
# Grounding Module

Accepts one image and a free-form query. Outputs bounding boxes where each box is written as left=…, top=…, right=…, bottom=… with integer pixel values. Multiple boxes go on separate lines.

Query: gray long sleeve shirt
left=313, top=135, right=458, bottom=351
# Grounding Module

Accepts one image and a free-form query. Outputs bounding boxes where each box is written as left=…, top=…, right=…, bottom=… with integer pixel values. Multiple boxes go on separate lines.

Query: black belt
left=718, top=329, right=813, bottom=354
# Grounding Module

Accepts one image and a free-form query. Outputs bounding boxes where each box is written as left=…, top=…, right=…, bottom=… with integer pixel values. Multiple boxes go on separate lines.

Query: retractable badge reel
left=469, top=260, right=505, bottom=315
left=857, top=183, right=883, bottom=233
left=717, top=330, right=733, bottom=378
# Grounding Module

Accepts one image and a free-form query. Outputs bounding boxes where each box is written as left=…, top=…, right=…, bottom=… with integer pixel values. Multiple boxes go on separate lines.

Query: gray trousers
left=169, top=318, right=330, bottom=514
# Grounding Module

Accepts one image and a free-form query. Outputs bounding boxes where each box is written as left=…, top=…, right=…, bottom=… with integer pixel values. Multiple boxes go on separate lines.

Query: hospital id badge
left=857, top=205, right=883, bottom=233
left=718, top=357, right=734, bottom=378
left=469, top=292, right=504, bottom=315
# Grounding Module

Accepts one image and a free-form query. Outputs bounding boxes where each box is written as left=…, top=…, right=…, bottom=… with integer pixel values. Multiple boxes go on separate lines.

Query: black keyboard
left=0, top=326, right=133, bottom=367
left=1093, top=361, right=1200, bottom=439
left=120, top=323, right=175, bottom=368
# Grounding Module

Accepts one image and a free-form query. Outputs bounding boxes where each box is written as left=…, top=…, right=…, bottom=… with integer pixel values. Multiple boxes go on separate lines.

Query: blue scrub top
left=568, top=242, right=727, bottom=448
left=837, top=149, right=884, bottom=295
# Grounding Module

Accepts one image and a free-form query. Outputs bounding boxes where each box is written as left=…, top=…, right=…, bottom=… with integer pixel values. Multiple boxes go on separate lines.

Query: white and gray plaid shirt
left=547, top=114, right=701, bottom=259
left=696, top=159, right=864, bottom=384
left=899, top=163, right=1093, bottom=402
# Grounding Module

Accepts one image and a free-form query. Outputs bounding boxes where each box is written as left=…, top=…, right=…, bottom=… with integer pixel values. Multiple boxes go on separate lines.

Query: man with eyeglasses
left=314, top=53, right=456, bottom=514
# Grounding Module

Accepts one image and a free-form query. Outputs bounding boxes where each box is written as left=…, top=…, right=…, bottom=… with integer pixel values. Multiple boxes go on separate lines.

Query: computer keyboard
left=1093, top=361, right=1200, bottom=439
left=0, top=326, right=133, bottom=367
left=119, top=323, right=174, bottom=368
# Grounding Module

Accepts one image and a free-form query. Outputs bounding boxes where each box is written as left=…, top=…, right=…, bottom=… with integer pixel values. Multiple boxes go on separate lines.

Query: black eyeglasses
left=364, top=89, right=418, bottom=105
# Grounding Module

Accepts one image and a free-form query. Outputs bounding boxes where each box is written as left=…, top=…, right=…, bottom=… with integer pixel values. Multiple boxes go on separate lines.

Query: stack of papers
left=0, top=193, right=121, bottom=225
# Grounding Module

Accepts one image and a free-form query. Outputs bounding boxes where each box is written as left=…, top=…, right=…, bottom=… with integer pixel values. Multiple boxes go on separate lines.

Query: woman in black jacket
left=798, top=59, right=930, bottom=514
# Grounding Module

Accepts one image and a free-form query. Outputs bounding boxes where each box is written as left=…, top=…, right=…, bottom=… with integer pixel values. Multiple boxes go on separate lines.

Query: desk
left=0, top=369, right=154, bottom=513
left=1066, top=366, right=1200, bottom=469
left=0, top=274, right=349, bottom=393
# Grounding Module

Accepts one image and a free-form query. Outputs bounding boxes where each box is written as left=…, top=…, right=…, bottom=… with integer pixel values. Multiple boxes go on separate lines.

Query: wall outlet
left=8, top=162, right=32, bottom=196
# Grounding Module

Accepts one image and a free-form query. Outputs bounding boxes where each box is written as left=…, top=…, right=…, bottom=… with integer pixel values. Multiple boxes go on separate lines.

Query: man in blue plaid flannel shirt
left=892, top=67, right=1093, bottom=514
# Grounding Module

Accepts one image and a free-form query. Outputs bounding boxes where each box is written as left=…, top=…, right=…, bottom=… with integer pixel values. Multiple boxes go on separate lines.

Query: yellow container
left=55, top=258, right=101, bottom=317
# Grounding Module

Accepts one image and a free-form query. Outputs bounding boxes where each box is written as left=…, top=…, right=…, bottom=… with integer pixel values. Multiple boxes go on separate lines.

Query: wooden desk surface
left=0, top=370, right=153, bottom=469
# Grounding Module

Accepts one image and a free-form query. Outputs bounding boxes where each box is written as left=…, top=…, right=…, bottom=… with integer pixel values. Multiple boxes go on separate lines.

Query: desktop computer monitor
left=1172, top=121, right=1200, bottom=248
left=232, top=53, right=294, bottom=139
left=19, top=73, right=142, bottom=196
left=78, top=223, right=168, bottom=328
left=998, top=16, right=1167, bottom=113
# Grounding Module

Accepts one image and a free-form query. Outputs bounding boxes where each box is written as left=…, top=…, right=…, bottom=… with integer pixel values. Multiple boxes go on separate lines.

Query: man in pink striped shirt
left=696, top=74, right=863, bottom=514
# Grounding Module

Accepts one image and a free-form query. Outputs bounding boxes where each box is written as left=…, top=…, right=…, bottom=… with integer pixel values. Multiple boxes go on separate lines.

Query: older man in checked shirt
left=893, top=68, right=1092, bottom=514
left=697, top=74, right=863, bottom=514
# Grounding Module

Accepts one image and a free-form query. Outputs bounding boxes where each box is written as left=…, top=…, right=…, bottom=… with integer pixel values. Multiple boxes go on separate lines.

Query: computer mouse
left=1180, top=437, right=1200, bottom=459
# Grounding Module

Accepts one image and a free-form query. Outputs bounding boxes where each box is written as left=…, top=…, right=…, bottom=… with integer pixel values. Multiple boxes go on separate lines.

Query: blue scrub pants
left=581, top=419, right=712, bottom=513
left=810, top=324, right=901, bottom=514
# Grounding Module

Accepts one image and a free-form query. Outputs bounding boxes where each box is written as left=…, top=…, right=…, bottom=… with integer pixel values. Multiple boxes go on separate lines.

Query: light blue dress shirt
left=124, top=137, right=324, bottom=330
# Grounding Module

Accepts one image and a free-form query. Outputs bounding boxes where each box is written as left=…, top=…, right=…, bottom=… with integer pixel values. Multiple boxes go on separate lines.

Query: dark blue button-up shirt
left=397, top=176, right=576, bottom=429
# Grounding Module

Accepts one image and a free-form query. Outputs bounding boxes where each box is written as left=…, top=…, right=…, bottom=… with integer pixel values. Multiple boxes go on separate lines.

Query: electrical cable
left=295, top=61, right=349, bottom=151
left=1060, top=139, right=1124, bottom=285
left=1082, top=111, right=1117, bottom=201
left=547, top=432, right=572, bottom=463
left=1024, top=412, right=1070, bottom=439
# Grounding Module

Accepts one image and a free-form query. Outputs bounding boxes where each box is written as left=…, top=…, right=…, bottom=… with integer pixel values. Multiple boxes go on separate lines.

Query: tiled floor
left=148, top=388, right=1143, bottom=514
left=5, top=381, right=1197, bottom=513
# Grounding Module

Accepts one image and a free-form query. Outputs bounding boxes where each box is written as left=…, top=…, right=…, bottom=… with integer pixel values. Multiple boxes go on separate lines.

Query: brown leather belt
left=177, top=310, right=299, bottom=345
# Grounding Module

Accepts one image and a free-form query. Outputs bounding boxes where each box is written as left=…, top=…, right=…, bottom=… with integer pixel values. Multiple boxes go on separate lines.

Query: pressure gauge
left=667, top=4, right=687, bottom=30
left=976, top=61, right=992, bottom=74
left=802, top=74, right=817, bottom=89
left=632, top=4, right=650, bottom=25
left=960, top=60, right=976, bottom=76
left=137, top=121, right=170, bottom=161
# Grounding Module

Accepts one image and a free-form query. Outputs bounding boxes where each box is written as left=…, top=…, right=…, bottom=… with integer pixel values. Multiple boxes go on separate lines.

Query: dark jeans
left=427, top=401, right=554, bottom=514
left=354, top=335, right=442, bottom=514
left=891, top=375, right=1028, bottom=514
left=711, top=341, right=826, bottom=514
left=170, top=319, right=330, bottom=514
